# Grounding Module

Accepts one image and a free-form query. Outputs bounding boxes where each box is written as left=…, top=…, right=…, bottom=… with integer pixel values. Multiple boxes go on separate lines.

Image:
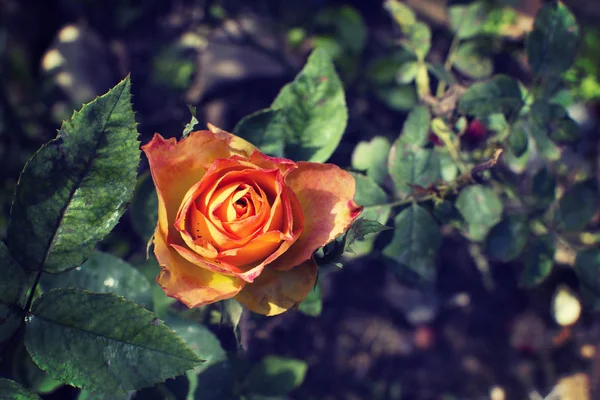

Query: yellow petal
left=153, top=230, right=245, bottom=307
left=235, top=258, right=318, bottom=316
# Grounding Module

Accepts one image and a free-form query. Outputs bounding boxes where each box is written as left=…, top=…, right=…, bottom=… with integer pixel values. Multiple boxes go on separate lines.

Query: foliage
left=1, top=0, right=599, bottom=399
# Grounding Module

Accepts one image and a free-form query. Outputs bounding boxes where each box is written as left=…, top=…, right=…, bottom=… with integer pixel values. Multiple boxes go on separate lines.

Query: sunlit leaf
left=7, top=77, right=140, bottom=273
left=452, top=41, right=493, bottom=79
left=270, top=48, right=347, bottom=162
left=298, top=283, right=322, bottom=317
left=351, top=136, right=391, bottom=184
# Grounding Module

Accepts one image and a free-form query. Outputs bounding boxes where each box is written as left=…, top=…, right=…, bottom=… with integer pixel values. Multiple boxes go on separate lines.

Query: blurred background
left=2, top=0, right=600, bottom=399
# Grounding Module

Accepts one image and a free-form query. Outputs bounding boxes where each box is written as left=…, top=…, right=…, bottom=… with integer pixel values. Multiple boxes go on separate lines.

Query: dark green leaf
left=0, top=303, right=22, bottom=345
left=298, top=283, right=322, bottom=317
left=521, top=234, right=555, bottom=287
left=526, top=1, right=579, bottom=77
left=233, top=108, right=285, bottom=157
left=426, top=63, right=456, bottom=85
left=78, top=390, right=128, bottom=400
left=455, top=185, right=503, bottom=241
left=452, top=41, right=493, bottom=79
left=383, top=204, right=441, bottom=283
left=374, top=85, right=417, bottom=111
left=388, top=146, right=439, bottom=198
left=532, top=167, right=556, bottom=209
left=485, top=215, right=529, bottom=262
left=25, top=289, right=202, bottom=393
left=508, top=119, right=529, bottom=157
left=458, top=75, right=522, bottom=119
left=351, top=136, right=391, bottom=184
left=130, top=172, right=159, bottom=242
left=574, top=249, right=600, bottom=310
left=0, top=378, right=42, bottom=400
left=40, top=251, right=152, bottom=309
left=244, top=356, right=308, bottom=396
left=12, top=349, right=63, bottom=395
left=345, top=218, right=391, bottom=253
left=183, top=105, right=199, bottom=138
left=0, top=241, right=29, bottom=306
left=529, top=100, right=580, bottom=151
left=555, top=180, right=599, bottom=232
left=270, top=48, right=347, bottom=162
left=315, top=5, right=367, bottom=54
left=7, top=77, right=140, bottom=273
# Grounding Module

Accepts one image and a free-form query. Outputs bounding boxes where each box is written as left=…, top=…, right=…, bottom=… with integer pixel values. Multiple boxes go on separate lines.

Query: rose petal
left=271, top=162, right=363, bottom=270
left=153, top=230, right=245, bottom=307
left=235, top=257, right=318, bottom=316
left=142, top=129, right=256, bottom=242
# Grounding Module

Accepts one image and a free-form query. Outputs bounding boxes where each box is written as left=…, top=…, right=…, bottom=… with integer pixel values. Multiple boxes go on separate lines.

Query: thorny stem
left=363, top=149, right=504, bottom=210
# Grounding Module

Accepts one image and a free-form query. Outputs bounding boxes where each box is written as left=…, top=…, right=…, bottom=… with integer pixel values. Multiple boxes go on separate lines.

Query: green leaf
left=345, top=218, right=391, bottom=253
left=130, top=172, right=159, bottom=242
left=521, top=234, right=555, bottom=287
left=485, top=215, right=529, bottom=262
left=7, top=77, right=140, bottom=273
left=315, top=5, right=367, bottom=54
left=244, top=356, right=308, bottom=396
left=526, top=1, right=579, bottom=77
left=167, top=316, right=233, bottom=400
left=508, top=119, right=529, bottom=157
left=183, top=105, right=199, bottom=138
left=555, top=180, right=599, bottom=232
left=40, top=251, right=152, bottom=310
left=529, top=101, right=579, bottom=154
left=426, top=63, right=456, bottom=85
left=222, top=298, right=243, bottom=348
left=574, top=249, right=600, bottom=310
left=388, top=146, right=439, bottom=198
left=374, top=85, right=417, bottom=111
left=25, top=288, right=202, bottom=393
left=78, top=390, right=128, bottom=400
left=449, top=2, right=485, bottom=39
left=455, top=185, right=503, bottom=241
left=297, top=283, right=322, bottom=317
left=458, top=75, right=522, bottom=119
left=396, top=61, right=418, bottom=84
left=351, top=136, right=391, bottom=184
left=532, top=167, right=556, bottom=209
left=384, top=0, right=416, bottom=32
left=398, top=105, right=431, bottom=147
left=270, top=48, right=347, bottom=162
left=0, top=378, right=42, bottom=400
left=350, top=173, right=392, bottom=255
left=0, top=241, right=29, bottom=306
left=232, top=109, right=285, bottom=157
left=383, top=204, right=441, bottom=283
left=404, top=22, right=431, bottom=60
left=452, top=41, right=493, bottom=79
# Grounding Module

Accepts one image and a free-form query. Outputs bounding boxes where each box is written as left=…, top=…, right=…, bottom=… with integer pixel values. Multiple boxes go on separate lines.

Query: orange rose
left=142, top=124, right=362, bottom=316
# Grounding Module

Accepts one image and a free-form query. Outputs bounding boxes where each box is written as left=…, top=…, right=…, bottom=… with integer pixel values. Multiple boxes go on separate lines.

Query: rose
left=142, top=124, right=363, bottom=316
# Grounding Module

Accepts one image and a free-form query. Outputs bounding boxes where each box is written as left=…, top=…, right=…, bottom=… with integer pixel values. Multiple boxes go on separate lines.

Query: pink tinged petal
left=152, top=230, right=245, bottom=308
left=235, top=257, right=319, bottom=316
left=271, top=162, right=363, bottom=271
